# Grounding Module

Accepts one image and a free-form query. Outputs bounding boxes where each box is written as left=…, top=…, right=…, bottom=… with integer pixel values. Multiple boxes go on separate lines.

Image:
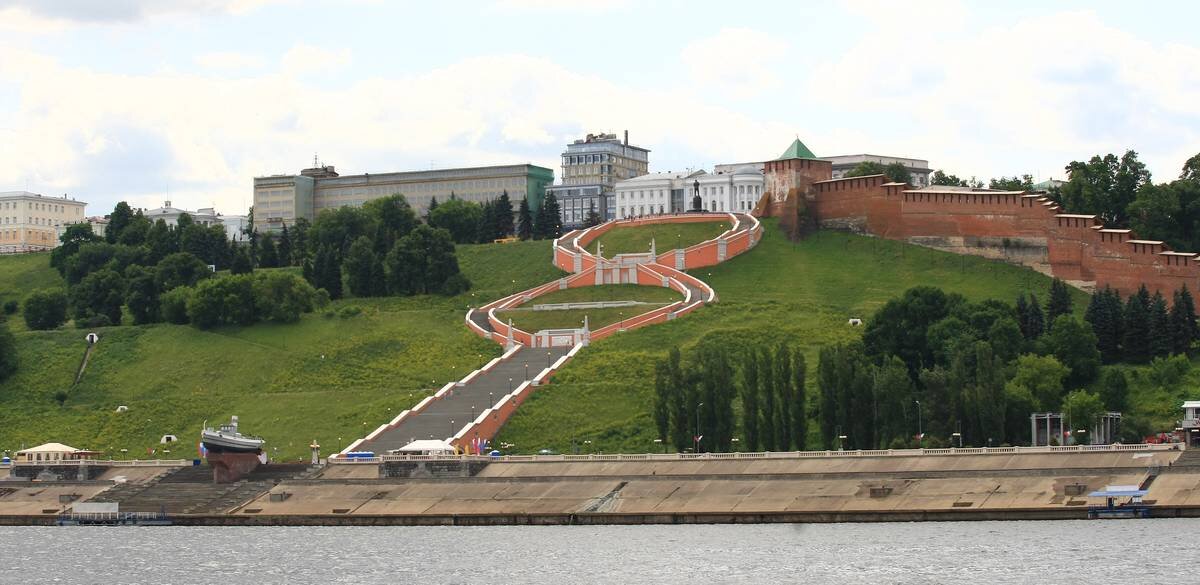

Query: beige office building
left=253, top=163, right=554, bottom=232
left=0, top=191, right=88, bottom=254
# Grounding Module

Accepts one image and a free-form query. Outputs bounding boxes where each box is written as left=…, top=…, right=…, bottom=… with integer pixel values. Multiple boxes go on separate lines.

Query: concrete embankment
left=6, top=449, right=1199, bottom=525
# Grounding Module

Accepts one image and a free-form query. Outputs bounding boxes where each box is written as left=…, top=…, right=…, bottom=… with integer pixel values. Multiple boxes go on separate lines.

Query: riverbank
left=4, top=446, right=1195, bottom=525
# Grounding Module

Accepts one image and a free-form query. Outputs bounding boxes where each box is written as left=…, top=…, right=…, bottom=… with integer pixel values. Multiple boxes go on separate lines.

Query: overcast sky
left=0, top=0, right=1197, bottom=216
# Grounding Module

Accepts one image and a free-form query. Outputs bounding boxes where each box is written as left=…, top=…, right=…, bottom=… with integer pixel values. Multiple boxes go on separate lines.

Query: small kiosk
left=1087, top=485, right=1151, bottom=519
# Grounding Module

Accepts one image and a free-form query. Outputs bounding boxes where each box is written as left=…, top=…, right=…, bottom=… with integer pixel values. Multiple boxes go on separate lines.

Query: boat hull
left=201, top=430, right=264, bottom=454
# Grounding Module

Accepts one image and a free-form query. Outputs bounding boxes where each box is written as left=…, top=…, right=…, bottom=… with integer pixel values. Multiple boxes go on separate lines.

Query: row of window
left=2, top=217, right=62, bottom=226
left=0, top=229, right=53, bottom=241
left=0, top=201, right=80, bottom=214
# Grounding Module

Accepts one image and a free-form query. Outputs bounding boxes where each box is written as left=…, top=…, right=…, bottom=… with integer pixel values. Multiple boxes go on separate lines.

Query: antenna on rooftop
left=313, top=153, right=319, bottom=168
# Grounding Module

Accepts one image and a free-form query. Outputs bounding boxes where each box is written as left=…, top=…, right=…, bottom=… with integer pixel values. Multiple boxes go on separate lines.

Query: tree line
left=652, top=342, right=807, bottom=453
left=425, top=191, right=562, bottom=245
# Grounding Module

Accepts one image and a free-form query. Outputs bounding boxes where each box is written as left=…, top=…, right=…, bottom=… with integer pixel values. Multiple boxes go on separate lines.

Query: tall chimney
left=624, top=130, right=628, bottom=146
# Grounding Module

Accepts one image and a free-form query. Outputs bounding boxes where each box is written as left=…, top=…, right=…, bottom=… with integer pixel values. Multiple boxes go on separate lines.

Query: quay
left=3, top=444, right=1199, bottom=526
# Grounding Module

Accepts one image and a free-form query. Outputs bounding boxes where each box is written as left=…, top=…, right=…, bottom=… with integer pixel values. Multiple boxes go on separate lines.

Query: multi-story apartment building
left=0, top=191, right=88, bottom=254
left=548, top=131, right=650, bottom=228
left=252, top=163, right=553, bottom=231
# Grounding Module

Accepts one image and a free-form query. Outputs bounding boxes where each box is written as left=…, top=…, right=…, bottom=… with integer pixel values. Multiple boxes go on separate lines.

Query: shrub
left=253, top=271, right=319, bottom=323
left=76, top=314, right=113, bottom=329
left=156, top=252, right=211, bottom=292
left=187, top=274, right=256, bottom=329
left=314, top=288, right=331, bottom=309
left=440, top=273, right=472, bottom=296
left=69, top=268, right=126, bottom=325
left=0, top=321, right=16, bottom=382
left=160, top=287, right=193, bottom=325
left=2, top=300, right=17, bottom=315
left=23, top=289, right=68, bottom=330
left=338, top=305, right=362, bottom=319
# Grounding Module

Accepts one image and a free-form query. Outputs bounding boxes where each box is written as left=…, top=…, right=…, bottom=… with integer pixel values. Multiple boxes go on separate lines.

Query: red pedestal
left=206, top=451, right=262, bottom=483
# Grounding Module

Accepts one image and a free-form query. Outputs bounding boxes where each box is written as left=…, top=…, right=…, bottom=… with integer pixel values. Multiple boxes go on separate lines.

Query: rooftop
left=776, top=138, right=817, bottom=160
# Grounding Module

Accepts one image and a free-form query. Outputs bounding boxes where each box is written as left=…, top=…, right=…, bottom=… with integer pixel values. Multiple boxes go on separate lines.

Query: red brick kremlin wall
left=758, top=163, right=1200, bottom=298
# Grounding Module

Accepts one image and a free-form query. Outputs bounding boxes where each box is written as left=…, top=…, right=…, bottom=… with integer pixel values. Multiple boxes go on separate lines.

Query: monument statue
left=691, top=179, right=702, bottom=212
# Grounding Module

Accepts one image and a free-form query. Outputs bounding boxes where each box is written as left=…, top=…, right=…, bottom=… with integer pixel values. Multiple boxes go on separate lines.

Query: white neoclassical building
left=613, top=165, right=763, bottom=220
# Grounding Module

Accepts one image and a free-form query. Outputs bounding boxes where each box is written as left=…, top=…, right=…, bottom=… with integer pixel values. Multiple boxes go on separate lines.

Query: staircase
left=90, top=464, right=320, bottom=514
left=1165, top=448, right=1200, bottom=472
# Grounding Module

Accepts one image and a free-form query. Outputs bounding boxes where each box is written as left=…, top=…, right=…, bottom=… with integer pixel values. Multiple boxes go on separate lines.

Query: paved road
left=360, top=345, right=572, bottom=453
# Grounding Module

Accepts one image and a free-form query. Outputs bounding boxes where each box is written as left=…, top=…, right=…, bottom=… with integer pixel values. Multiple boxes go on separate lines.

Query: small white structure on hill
left=391, top=439, right=456, bottom=456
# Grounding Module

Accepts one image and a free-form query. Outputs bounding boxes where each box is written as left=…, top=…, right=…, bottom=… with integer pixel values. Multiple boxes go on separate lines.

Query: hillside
left=0, top=239, right=564, bottom=461
left=495, top=220, right=1096, bottom=454
left=593, top=219, right=728, bottom=256
left=0, top=252, right=63, bottom=332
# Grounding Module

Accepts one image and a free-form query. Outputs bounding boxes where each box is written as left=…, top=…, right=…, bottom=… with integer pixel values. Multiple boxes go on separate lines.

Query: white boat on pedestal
left=200, top=416, right=265, bottom=454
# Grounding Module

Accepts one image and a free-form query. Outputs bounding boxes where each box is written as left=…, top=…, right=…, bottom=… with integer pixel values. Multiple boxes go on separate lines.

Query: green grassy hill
left=0, top=240, right=564, bottom=461
left=495, top=284, right=681, bottom=332
left=495, top=221, right=1095, bottom=454
left=594, top=220, right=728, bottom=256
left=0, top=252, right=63, bottom=332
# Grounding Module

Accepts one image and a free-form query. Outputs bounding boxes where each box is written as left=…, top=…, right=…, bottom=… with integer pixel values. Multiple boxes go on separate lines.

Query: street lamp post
left=914, top=400, right=923, bottom=447
left=546, top=351, right=551, bottom=367
left=695, top=402, right=704, bottom=454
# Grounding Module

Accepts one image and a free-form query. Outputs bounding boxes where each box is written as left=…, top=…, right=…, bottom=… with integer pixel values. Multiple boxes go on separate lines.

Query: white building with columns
left=613, top=165, right=763, bottom=219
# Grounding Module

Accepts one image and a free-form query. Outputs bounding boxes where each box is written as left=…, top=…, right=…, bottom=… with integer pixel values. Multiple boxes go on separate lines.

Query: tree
left=124, top=265, right=161, bottom=325
left=791, top=350, right=808, bottom=451
left=494, top=191, right=515, bottom=237
left=1170, top=285, right=1198, bottom=355
left=1025, top=293, right=1045, bottom=340
left=384, top=225, right=464, bottom=295
left=989, top=175, right=1034, bottom=191
left=740, top=350, right=760, bottom=451
left=363, top=193, right=418, bottom=252
left=1086, top=286, right=1124, bottom=363
left=1148, top=291, right=1172, bottom=358
left=105, top=201, right=134, bottom=244
left=426, top=196, right=439, bottom=222
left=883, top=162, right=912, bottom=184
left=1045, top=315, right=1101, bottom=387
left=1182, top=153, right=1200, bottom=182
left=118, top=212, right=151, bottom=246
left=145, top=219, right=176, bottom=264
left=653, top=359, right=673, bottom=450
left=1006, top=354, right=1069, bottom=411
left=1097, top=368, right=1129, bottom=412
left=845, top=161, right=886, bottom=178
left=1062, top=390, right=1105, bottom=444
left=534, top=192, right=562, bottom=239
left=874, top=355, right=915, bottom=448
left=0, top=321, right=17, bottom=382
left=63, top=243, right=120, bottom=286
left=774, top=344, right=793, bottom=450
left=665, top=347, right=692, bottom=452
left=987, top=317, right=1024, bottom=364
left=697, top=346, right=736, bottom=452
left=1045, top=278, right=1073, bottom=324
left=343, top=236, right=381, bottom=298
left=758, top=347, right=776, bottom=451
left=278, top=224, right=293, bottom=267
left=517, top=198, right=534, bottom=240
left=583, top=203, right=603, bottom=228
left=1123, top=285, right=1152, bottom=364
left=863, top=286, right=958, bottom=374
left=290, top=217, right=311, bottom=265
left=1057, top=150, right=1151, bottom=226
left=311, top=245, right=343, bottom=300
left=309, top=206, right=371, bottom=260
left=230, top=246, right=253, bottom=275
left=156, top=252, right=211, bottom=292
left=160, top=287, right=193, bottom=324
left=70, top=268, right=126, bottom=325
left=23, top=289, right=67, bottom=330
left=187, top=274, right=257, bottom=329
left=258, top=233, right=280, bottom=268
left=428, top=199, right=484, bottom=244
left=253, top=271, right=319, bottom=323
left=477, top=199, right=498, bottom=243
left=50, top=223, right=101, bottom=274
left=931, top=170, right=968, bottom=187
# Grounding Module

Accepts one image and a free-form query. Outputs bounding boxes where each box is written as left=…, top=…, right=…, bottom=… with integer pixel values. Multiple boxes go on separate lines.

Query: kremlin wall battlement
left=758, top=151, right=1199, bottom=299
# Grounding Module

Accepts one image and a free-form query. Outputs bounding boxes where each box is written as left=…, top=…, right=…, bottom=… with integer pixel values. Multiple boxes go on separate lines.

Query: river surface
left=0, top=520, right=1193, bottom=584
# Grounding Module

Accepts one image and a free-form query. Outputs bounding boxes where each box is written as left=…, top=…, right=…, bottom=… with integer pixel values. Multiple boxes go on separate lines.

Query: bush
left=440, top=273, right=472, bottom=296
left=338, top=305, right=362, bottom=319
left=253, top=271, right=319, bottom=323
left=23, top=289, right=68, bottom=330
left=160, top=287, right=193, bottom=325
left=314, top=288, right=331, bottom=309
left=0, top=321, right=16, bottom=382
left=187, top=274, right=256, bottom=329
left=2, top=300, right=16, bottom=315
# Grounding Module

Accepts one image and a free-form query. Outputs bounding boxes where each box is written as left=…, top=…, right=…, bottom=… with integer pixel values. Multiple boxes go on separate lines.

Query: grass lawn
left=0, top=252, right=63, bottom=332
left=495, top=220, right=1092, bottom=454
left=495, top=284, right=682, bottom=333
left=594, top=220, right=729, bottom=257
left=0, top=238, right=565, bottom=461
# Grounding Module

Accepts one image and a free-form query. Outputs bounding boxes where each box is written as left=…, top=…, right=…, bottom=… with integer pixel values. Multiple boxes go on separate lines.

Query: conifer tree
left=1016, top=293, right=1031, bottom=339
left=1171, top=285, right=1199, bottom=354
left=426, top=196, right=439, bottom=222
left=477, top=200, right=498, bottom=243
left=258, top=233, right=279, bottom=268
left=740, top=351, right=761, bottom=452
left=1086, top=286, right=1124, bottom=363
left=278, top=224, right=293, bottom=266
left=759, top=348, right=776, bottom=451
left=494, top=191, right=515, bottom=237
left=517, top=198, right=533, bottom=240
left=534, top=193, right=562, bottom=239
left=665, top=347, right=691, bottom=452
left=1026, top=293, right=1045, bottom=339
left=792, top=350, right=808, bottom=451
left=1149, top=291, right=1172, bottom=358
left=775, top=344, right=793, bottom=450
left=1123, top=285, right=1152, bottom=363
left=583, top=203, right=602, bottom=228
left=653, top=359, right=672, bottom=450
left=1046, top=278, right=1073, bottom=324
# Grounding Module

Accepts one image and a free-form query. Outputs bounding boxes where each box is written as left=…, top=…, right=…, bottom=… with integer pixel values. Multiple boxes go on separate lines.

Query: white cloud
left=807, top=8, right=1200, bottom=181
left=0, top=49, right=783, bottom=215
left=489, top=0, right=630, bottom=13
left=281, top=44, right=352, bottom=75
left=681, top=28, right=790, bottom=99
left=195, top=51, right=267, bottom=71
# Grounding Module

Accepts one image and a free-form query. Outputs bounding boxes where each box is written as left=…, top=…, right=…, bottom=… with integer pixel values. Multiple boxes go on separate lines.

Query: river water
left=1, top=520, right=1193, bottom=584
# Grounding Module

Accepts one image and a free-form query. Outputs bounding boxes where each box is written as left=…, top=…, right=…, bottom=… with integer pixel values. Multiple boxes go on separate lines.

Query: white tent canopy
left=391, top=439, right=456, bottom=455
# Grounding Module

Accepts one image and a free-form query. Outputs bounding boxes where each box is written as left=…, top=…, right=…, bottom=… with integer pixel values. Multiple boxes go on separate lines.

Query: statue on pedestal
left=691, top=179, right=702, bottom=212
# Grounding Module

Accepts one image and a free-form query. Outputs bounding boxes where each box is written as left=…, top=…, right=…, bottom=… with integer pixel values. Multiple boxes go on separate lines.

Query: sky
left=0, top=0, right=1197, bottom=216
